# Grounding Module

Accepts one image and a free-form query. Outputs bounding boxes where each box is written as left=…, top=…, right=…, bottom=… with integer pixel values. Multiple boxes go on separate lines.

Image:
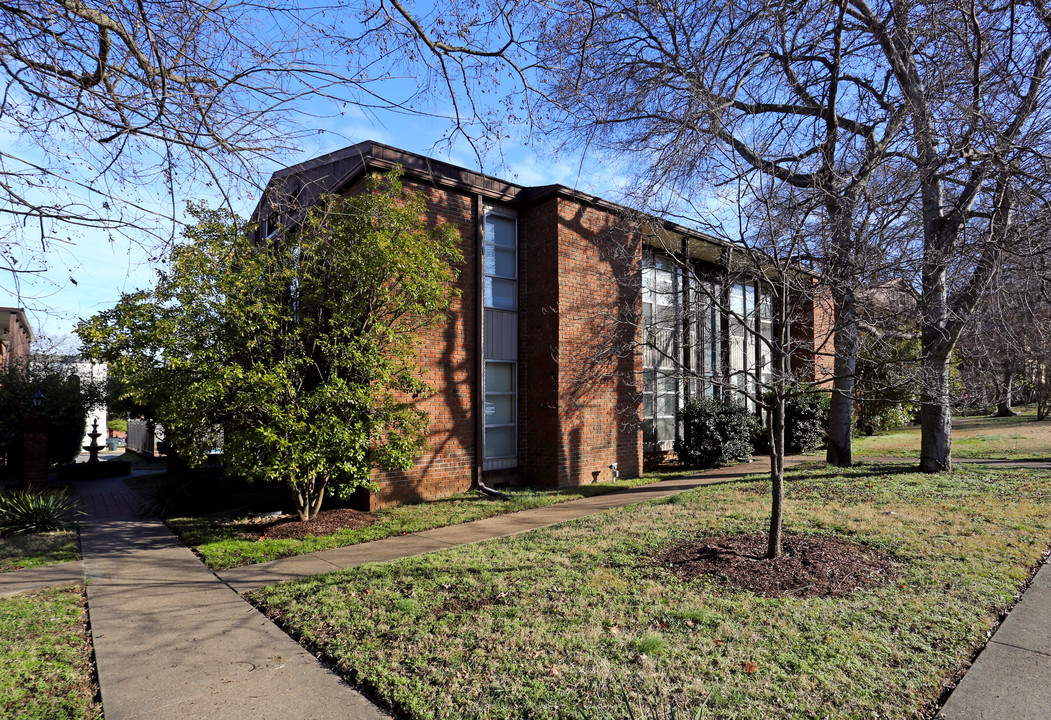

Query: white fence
left=127, top=419, right=165, bottom=457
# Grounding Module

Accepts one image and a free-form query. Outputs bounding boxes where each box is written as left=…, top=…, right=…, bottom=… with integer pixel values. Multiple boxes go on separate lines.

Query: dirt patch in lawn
left=654, top=532, right=898, bottom=598
left=250, top=508, right=377, bottom=540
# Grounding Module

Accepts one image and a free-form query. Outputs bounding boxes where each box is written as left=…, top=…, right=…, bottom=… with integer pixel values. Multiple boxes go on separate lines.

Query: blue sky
left=8, top=87, right=631, bottom=346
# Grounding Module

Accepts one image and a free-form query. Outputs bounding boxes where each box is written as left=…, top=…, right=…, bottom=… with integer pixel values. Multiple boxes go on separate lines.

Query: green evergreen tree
left=78, top=170, right=461, bottom=520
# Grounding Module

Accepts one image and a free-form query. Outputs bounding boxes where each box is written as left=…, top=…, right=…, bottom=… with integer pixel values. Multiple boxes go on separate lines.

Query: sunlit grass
left=253, top=463, right=1051, bottom=720
left=0, top=585, right=100, bottom=720
left=852, top=407, right=1051, bottom=460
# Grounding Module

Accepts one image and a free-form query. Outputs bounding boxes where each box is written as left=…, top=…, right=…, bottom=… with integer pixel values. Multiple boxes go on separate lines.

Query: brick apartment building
left=1, top=307, right=33, bottom=368
left=254, top=141, right=833, bottom=509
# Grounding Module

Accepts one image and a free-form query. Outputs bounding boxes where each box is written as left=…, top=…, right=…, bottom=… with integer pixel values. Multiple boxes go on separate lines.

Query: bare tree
left=0, top=0, right=531, bottom=300
left=526, top=0, right=921, bottom=470
left=498, top=0, right=1051, bottom=472
left=956, top=207, right=1051, bottom=418
left=3, top=2, right=305, bottom=270
left=846, top=0, right=1051, bottom=471
left=547, top=171, right=837, bottom=558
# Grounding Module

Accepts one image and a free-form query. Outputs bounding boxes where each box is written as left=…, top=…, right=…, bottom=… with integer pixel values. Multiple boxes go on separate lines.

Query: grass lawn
left=0, top=532, right=79, bottom=573
left=0, top=585, right=101, bottom=720
left=852, top=407, right=1051, bottom=460
left=253, top=463, right=1051, bottom=719
left=172, top=473, right=686, bottom=570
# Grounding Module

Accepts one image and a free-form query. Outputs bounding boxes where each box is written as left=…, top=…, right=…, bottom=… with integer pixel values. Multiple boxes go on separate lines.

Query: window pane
left=655, top=304, right=677, bottom=325
left=485, top=245, right=515, bottom=278
left=731, top=284, right=745, bottom=316
left=642, top=418, right=656, bottom=444
left=485, top=426, right=516, bottom=458
left=656, top=417, right=675, bottom=442
left=488, top=247, right=515, bottom=278
left=485, top=362, right=514, bottom=393
left=486, top=214, right=516, bottom=248
left=486, top=278, right=516, bottom=309
left=657, top=392, right=677, bottom=418
left=656, top=373, right=677, bottom=394
left=655, top=267, right=674, bottom=300
left=484, top=395, right=515, bottom=425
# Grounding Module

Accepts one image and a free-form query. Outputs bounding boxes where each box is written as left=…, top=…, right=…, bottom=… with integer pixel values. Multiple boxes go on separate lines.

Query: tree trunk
left=824, top=191, right=859, bottom=469
left=1038, top=372, right=1049, bottom=421
left=996, top=368, right=1017, bottom=416
left=767, top=395, right=786, bottom=559
left=919, top=349, right=953, bottom=472
left=292, top=478, right=327, bottom=521
left=826, top=292, right=858, bottom=467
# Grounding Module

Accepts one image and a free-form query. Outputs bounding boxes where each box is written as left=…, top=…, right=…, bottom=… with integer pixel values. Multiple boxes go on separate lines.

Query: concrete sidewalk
left=73, top=458, right=792, bottom=720
left=937, top=555, right=1051, bottom=719
left=78, top=476, right=388, bottom=720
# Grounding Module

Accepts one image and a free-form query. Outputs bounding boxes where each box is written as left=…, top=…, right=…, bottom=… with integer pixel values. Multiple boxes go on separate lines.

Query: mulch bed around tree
left=249, top=508, right=377, bottom=541
left=653, top=532, right=898, bottom=599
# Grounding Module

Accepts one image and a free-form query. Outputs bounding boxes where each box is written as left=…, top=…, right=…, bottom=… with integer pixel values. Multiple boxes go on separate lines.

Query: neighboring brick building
left=0, top=307, right=33, bottom=368
left=255, top=142, right=833, bottom=509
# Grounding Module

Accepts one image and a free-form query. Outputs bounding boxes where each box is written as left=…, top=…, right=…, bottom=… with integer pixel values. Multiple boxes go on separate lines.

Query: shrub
left=140, top=478, right=191, bottom=519
left=674, top=396, right=759, bottom=469
left=0, top=489, right=82, bottom=536
left=854, top=338, right=921, bottom=435
left=782, top=389, right=830, bottom=454
left=107, top=419, right=128, bottom=433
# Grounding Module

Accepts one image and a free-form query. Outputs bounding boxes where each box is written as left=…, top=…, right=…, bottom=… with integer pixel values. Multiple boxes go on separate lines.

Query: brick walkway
left=75, top=475, right=144, bottom=521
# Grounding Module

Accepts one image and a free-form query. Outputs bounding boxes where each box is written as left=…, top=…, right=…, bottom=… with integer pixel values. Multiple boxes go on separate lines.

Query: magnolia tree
left=78, top=171, right=461, bottom=520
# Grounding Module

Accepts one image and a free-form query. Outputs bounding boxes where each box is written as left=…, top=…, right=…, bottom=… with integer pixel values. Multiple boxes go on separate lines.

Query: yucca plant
left=0, top=488, right=83, bottom=536
left=140, top=477, right=190, bottom=519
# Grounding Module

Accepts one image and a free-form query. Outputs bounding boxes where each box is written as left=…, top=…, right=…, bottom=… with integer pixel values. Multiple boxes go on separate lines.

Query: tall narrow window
left=758, top=293, right=774, bottom=391
left=695, top=277, right=721, bottom=398
left=482, top=209, right=518, bottom=468
left=484, top=362, right=516, bottom=459
left=484, top=213, right=517, bottom=310
left=729, top=283, right=756, bottom=409
left=642, top=251, right=683, bottom=449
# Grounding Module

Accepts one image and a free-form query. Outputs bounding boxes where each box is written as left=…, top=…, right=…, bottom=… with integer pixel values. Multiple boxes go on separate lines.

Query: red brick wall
left=790, top=281, right=836, bottom=386
left=365, top=179, right=478, bottom=509
left=369, top=186, right=645, bottom=503
left=519, top=196, right=562, bottom=487
left=355, top=175, right=822, bottom=506
left=549, top=198, right=643, bottom=487
left=812, top=285, right=836, bottom=386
